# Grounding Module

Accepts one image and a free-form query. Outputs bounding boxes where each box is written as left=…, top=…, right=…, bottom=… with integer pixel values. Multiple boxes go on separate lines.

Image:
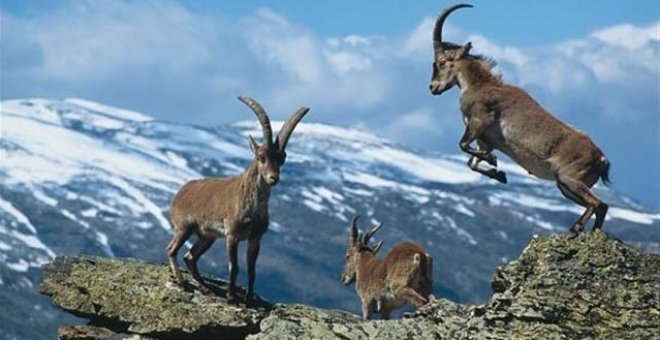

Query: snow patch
left=303, top=199, right=325, bottom=213
left=608, top=208, right=660, bottom=225
left=453, top=203, right=475, bottom=217
left=106, top=177, right=170, bottom=231
left=64, top=98, right=153, bottom=122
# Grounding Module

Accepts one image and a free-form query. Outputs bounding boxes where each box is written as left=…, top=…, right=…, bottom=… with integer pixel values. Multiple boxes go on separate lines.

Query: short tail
left=600, top=156, right=611, bottom=186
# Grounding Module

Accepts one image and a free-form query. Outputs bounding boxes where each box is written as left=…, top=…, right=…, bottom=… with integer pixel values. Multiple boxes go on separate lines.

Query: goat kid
left=341, top=216, right=434, bottom=319
left=167, top=95, right=309, bottom=302
left=429, top=4, right=611, bottom=237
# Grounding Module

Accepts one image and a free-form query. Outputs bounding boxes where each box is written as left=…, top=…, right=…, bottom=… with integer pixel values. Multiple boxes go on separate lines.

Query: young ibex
left=341, top=216, right=433, bottom=320
left=167, top=95, right=309, bottom=301
left=429, top=4, right=611, bottom=237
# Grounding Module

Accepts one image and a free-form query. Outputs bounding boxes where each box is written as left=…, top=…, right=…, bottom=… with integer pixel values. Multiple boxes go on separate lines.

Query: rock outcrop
left=41, top=231, right=660, bottom=339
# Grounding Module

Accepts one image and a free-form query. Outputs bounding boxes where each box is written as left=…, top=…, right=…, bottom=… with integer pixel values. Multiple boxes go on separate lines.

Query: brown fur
left=341, top=216, right=433, bottom=319
left=429, top=4, right=610, bottom=237
left=166, top=96, right=308, bottom=302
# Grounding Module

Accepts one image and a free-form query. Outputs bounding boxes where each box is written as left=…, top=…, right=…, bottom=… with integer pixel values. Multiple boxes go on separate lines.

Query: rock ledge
left=41, top=231, right=660, bottom=339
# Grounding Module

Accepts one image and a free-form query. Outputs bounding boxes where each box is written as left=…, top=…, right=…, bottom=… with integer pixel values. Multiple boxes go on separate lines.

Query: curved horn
left=362, top=223, right=382, bottom=245
left=238, top=95, right=273, bottom=146
left=275, top=107, right=309, bottom=152
left=433, top=3, right=473, bottom=56
left=349, top=215, right=360, bottom=245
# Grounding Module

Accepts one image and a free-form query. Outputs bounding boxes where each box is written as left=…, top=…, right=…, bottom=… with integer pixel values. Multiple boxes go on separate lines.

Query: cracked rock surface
left=41, top=231, right=659, bottom=339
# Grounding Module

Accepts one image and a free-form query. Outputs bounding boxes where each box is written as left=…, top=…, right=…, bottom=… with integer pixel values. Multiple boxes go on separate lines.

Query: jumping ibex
left=341, top=216, right=433, bottom=319
left=167, top=95, right=309, bottom=301
left=429, top=4, right=611, bottom=237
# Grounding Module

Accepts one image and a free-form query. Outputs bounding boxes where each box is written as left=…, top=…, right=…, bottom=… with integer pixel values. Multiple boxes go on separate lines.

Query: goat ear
left=457, top=41, right=472, bottom=58
left=248, top=135, right=259, bottom=153
left=372, top=240, right=384, bottom=254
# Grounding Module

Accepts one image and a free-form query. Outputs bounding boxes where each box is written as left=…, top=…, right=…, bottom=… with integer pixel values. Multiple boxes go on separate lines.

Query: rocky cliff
left=40, top=231, right=659, bottom=339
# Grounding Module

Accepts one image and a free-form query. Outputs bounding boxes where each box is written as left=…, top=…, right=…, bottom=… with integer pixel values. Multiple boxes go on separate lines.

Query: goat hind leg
left=166, top=227, right=193, bottom=286
left=593, top=201, right=608, bottom=230
left=557, top=179, right=602, bottom=237
left=184, top=236, right=214, bottom=292
left=399, top=287, right=428, bottom=307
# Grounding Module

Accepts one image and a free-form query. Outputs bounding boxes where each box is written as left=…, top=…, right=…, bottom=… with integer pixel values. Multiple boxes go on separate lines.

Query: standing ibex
left=429, top=4, right=611, bottom=237
left=341, top=216, right=433, bottom=320
left=167, top=95, right=309, bottom=301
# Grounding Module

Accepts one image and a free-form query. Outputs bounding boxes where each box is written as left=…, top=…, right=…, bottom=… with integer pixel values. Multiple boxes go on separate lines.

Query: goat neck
left=240, top=159, right=271, bottom=211
left=457, top=60, right=500, bottom=94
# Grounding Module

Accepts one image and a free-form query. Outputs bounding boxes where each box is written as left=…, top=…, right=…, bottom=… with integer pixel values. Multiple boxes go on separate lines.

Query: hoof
left=226, top=291, right=238, bottom=302
left=197, top=284, right=212, bottom=295
left=169, top=274, right=186, bottom=288
left=494, top=171, right=508, bottom=184
left=568, top=226, right=583, bottom=239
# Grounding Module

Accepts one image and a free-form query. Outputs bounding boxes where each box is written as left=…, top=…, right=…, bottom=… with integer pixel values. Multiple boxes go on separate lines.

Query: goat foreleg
left=246, top=234, right=262, bottom=303
left=459, top=117, right=497, bottom=166
left=465, top=139, right=507, bottom=183
left=225, top=234, right=240, bottom=300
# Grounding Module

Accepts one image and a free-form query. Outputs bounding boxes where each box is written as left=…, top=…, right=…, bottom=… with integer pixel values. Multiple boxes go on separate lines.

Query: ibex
left=167, top=95, right=309, bottom=301
left=341, top=216, right=433, bottom=320
left=429, top=4, right=611, bottom=237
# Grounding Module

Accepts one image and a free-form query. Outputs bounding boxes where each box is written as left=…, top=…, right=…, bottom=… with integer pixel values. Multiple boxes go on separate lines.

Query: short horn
left=433, top=3, right=473, bottom=56
left=238, top=95, right=273, bottom=146
left=349, top=215, right=360, bottom=245
left=371, top=240, right=384, bottom=254
left=363, top=223, right=382, bottom=245
left=275, top=107, right=309, bottom=152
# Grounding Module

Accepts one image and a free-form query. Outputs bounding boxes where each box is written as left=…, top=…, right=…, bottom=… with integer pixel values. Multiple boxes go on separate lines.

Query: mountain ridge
left=1, top=98, right=658, bottom=339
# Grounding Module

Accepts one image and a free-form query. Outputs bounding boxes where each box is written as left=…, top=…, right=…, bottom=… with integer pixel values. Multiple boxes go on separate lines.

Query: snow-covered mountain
left=1, top=98, right=658, bottom=339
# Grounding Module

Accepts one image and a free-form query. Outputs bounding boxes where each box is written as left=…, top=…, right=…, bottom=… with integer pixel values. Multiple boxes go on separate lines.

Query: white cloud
left=591, top=22, right=660, bottom=50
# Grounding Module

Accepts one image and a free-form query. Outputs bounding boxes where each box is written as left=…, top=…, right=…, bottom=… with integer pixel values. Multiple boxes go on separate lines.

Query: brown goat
left=341, top=216, right=433, bottom=319
left=429, top=4, right=611, bottom=237
left=167, top=95, right=309, bottom=301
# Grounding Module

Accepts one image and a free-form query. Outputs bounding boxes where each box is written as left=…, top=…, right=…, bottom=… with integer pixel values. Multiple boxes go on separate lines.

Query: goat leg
left=557, top=177, right=604, bottom=238
left=246, top=235, right=262, bottom=303
left=459, top=116, right=496, bottom=164
left=225, top=234, right=240, bottom=301
left=399, top=287, right=429, bottom=307
left=166, top=227, right=193, bottom=287
left=468, top=156, right=508, bottom=184
left=184, top=237, right=214, bottom=294
left=361, top=300, right=371, bottom=320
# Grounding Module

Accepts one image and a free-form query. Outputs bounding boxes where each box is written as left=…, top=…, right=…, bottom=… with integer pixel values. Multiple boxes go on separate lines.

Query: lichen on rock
left=40, top=230, right=660, bottom=339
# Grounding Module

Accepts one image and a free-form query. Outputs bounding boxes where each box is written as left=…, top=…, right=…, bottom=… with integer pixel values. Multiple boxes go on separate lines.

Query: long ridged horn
left=238, top=95, right=273, bottom=146
left=433, top=3, right=473, bottom=57
left=275, top=107, right=309, bottom=152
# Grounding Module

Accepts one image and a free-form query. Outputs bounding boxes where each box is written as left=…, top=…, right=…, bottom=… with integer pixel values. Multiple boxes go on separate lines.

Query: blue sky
left=1, top=0, right=658, bottom=207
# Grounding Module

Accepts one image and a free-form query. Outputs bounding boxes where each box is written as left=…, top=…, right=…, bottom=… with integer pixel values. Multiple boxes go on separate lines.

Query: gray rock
left=40, top=230, right=660, bottom=339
